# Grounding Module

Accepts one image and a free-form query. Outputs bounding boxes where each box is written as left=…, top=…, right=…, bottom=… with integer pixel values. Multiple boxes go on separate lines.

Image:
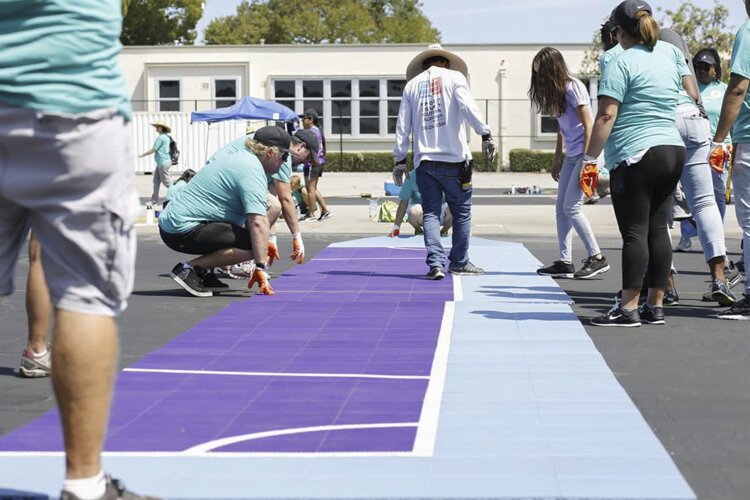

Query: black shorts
left=160, top=222, right=251, bottom=255
left=303, top=164, right=324, bottom=180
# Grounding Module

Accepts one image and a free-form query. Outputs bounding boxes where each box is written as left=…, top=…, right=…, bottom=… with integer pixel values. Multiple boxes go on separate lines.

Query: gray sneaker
left=448, top=261, right=485, bottom=276
left=170, top=263, right=212, bottom=298
left=61, top=475, right=162, bottom=500
left=426, top=266, right=445, bottom=280
left=573, top=256, right=610, bottom=279
left=710, top=279, right=737, bottom=307
left=19, top=346, right=51, bottom=378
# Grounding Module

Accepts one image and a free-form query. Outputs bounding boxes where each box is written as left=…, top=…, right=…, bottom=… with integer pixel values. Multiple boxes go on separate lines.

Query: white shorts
left=0, top=103, right=138, bottom=316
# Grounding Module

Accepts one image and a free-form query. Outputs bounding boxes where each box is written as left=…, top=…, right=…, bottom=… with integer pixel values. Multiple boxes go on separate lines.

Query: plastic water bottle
left=369, top=198, right=378, bottom=222
left=145, top=203, right=155, bottom=225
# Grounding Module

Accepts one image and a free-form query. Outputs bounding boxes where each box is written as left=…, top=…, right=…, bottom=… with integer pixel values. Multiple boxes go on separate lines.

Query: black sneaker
left=448, top=261, right=485, bottom=276
left=299, top=213, right=317, bottom=222
left=426, top=266, right=445, bottom=280
left=537, top=261, right=575, bottom=278
left=663, top=288, right=679, bottom=306
left=195, top=266, right=230, bottom=293
left=717, top=294, right=750, bottom=320
left=639, top=303, right=665, bottom=325
left=170, top=263, right=212, bottom=298
left=574, top=256, right=610, bottom=279
left=61, top=475, right=162, bottom=499
left=711, top=279, right=737, bottom=307
left=318, top=211, right=332, bottom=221
left=591, top=305, right=641, bottom=327
left=736, top=259, right=745, bottom=274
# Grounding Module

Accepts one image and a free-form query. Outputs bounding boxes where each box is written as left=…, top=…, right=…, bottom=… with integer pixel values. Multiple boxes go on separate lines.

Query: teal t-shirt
left=598, top=42, right=687, bottom=168
left=209, top=133, right=293, bottom=187
left=165, top=179, right=188, bottom=203
left=599, top=44, right=624, bottom=76
left=398, top=175, right=422, bottom=204
left=699, top=80, right=731, bottom=144
left=154, top=134, right=171, bottom=166
left=159, top=148, right=269, bottom=234
left=0, top=0, right=130, bottom=119
left=730, top=20, right=750, bottom=144
left=270, top=159, right=293, bottom=185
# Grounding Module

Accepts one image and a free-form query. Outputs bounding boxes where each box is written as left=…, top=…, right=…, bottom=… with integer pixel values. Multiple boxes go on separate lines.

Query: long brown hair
left=528, top=47, right=570, bottom=117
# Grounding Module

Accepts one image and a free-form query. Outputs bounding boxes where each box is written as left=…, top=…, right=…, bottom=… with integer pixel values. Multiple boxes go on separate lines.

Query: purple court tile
left=0, top=246, right=449, bottom=454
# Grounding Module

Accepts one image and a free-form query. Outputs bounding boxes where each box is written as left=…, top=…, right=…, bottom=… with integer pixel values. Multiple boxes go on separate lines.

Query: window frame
left=213, top=77, right=241, bottom=109
left=269, top=77, right=406, bottom=138
left=156, top=78, right=182, bottom=112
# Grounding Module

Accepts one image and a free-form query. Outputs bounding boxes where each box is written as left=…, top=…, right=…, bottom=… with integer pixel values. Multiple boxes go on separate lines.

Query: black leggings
left=160, top=221, right=251, bottom=255
left=611, top=145, right=685, bottom=290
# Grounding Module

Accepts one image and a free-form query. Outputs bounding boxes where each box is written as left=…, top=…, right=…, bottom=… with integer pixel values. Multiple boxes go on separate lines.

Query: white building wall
left=120, top=43, right=590, bottom=170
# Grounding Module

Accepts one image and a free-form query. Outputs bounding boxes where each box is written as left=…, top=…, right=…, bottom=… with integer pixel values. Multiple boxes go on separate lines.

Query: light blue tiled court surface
left=0, top=237, right=695, bottom=499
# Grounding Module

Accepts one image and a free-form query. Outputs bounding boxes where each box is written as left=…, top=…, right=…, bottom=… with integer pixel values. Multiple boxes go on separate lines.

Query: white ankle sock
left=63, top=470, right=106, bottom=500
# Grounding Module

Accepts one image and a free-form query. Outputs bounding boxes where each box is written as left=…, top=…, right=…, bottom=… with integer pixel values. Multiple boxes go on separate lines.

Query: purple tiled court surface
left=0, top=237, right=695, bottom=499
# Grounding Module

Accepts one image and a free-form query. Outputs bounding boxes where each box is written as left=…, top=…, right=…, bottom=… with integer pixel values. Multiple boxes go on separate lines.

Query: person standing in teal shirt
left=0, top=1, right=153, bottom=498
left=139, top=121, right=173, bottom=206
left=711, top=1, right=750, bottom=320
left=584, top=0, right=686, bottom=327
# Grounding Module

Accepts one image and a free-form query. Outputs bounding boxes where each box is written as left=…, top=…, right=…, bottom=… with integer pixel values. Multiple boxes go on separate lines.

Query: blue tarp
left=190, top=96, right=298, bottom=124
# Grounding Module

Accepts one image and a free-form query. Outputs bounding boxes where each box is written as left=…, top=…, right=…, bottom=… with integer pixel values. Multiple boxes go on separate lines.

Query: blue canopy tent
left=190, top=96, right=298, bottom=124
left=191, top=96, right=298, bottom=162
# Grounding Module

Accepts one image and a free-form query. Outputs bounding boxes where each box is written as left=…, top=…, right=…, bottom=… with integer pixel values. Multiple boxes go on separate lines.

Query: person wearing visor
left=392, top=44, right=497, bottom=280
left=158, top=126, right=290, bottom=297
left=585, top=0, right=687, bottom=327
left=266, top=129, right=320, bottom=266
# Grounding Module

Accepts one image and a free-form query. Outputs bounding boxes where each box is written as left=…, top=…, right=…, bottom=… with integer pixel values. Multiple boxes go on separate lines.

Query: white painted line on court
left=452, top=274, right=463, bottom=302
left=412, top=301, right=455, bottom=457
left=183, top=422, right=419, bottom=454
left=123, top=367, right=429, bottom=381
left=0, top=450, right=416, bottom=458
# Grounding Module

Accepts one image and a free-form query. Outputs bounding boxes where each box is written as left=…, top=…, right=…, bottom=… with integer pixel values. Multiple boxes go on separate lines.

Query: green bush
left=322, top=152, right=499, bottom=172
left=509, top=148, right=559, bottom=172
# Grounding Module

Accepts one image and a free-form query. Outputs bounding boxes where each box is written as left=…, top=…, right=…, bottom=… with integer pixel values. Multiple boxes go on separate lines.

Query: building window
left=331, top=80, right=351, bottom=135
left=534, top=77, right=594, bottom=139
left=271, top=77, right=406, bottom=137
left=387, top=79, right=406, bottom=133
left=214, top=78, right=238, bottom=108
left=158, top=80, right=180, bottom=112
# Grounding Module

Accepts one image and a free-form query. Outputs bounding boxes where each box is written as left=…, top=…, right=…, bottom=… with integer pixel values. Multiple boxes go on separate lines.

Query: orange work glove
left=290, top=232, right=305, bottom=264
left=248, top=266, right=275, bottom=295
left=388, top=224, right=400, bottom=238
left=580, top=157, right=599, bottom=198
left=708, top=141, right=731, bottom=174
left=267, top=236, right=280, bottom=267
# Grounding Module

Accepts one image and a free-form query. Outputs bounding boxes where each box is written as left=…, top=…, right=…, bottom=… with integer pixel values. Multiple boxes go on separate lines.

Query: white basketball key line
left=123, top=367, right=430, bottom=381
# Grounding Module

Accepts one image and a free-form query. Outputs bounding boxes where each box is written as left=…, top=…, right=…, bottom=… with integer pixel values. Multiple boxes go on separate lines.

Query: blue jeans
left=415, top=161, right=472, bottom=269
left=675, top=104, right=726, bottom=261
left=680, top=165, right=729, bottom=239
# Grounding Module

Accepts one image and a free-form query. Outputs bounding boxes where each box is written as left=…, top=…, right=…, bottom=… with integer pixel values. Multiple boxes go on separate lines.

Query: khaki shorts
left=0, top=103, right=138, bottom=316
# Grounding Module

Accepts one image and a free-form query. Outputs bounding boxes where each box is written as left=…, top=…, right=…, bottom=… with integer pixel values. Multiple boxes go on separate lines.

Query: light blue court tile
left=429, top=456, right=557, bottom=477
left=441, top=382, right=538, bottom=401
left=304, top=458, right=431, bottom=477
left=444, top=360, right=531, bottom=373
left=435, top=411, right=542, bottom=427
left=427, top=474, right=561, bottom=498
left=547, top=437, right=671, bottom=458
left=289, top=476, right=433, bottom=498
left=438, top=399, right=542, bottom=414
left=552, top=456, right=686, bottom=477
left=530, top=384, right=630, bottom=402
left=433, top=436, right=551, bottom=457
left=535, top=411, right=651, bottom=428
left=557, top=475, right=695, bottom=499
left=435, top=423, right=549, bottom=442
left=537, top=400, right=641, bottom=414
left=528, top=370, right=620, bottom=385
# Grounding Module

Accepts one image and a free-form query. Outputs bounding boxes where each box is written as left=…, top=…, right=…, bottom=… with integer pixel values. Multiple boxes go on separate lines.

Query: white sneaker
left=20, top=346, right=51, bottom=378
left=675, top=236, right=692, bottom=252
left=230, top=260, right=255, bottom=278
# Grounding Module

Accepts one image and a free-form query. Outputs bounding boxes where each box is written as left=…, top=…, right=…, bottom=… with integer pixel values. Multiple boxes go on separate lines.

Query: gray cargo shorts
left=0, top=103, right=138, bottom=316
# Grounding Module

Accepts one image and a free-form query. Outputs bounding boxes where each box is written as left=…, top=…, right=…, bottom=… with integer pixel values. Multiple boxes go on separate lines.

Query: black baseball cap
left=298, top=108, right=320, bottom=123
left=254, top=125, right=291, bottom=151
left=613, top=0, right=652, bottom=25
left=292, top=129, right=320, bottom=165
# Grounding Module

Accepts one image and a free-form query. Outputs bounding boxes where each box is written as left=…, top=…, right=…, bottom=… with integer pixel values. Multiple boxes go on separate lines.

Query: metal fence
left=129, top=96, right=597, bottom=173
